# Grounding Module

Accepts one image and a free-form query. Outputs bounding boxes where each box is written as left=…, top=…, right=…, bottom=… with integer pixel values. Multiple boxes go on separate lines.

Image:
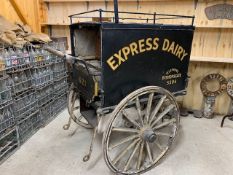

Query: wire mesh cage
left=40, top=101, right=53, bottom=125
left=17, top=111, right=40, bottom=144
left=13, top=90, right=38, bottom=121
left=0, top=104, right=15, bottom=139
left=53, top=60, right=67, bottom=81
left=0, top=127, right=18, bottom=162
left=53, top=77, right=68, bottom=98
left=49, top=42, right=66, bottom=63
left=0, top=42, right=69, bottom=163
left=0, top=76, right=12, bottom=108
left=31, top=48, right=52, bottom=67
left=51, top=93, right=67, bottom=117
left=8, top=69, right=33, bottom=95
left=32, top=65, right=54, bottom=88
left=36, top=84, right=54, bottom=107
left=2, top=47, right=32, bottom=73
left=0, top=50, right=7, bottom=78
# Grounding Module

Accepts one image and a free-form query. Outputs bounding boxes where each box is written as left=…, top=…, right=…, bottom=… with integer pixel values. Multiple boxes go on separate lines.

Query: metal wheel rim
left=103, top=86, right=180, bottom=175
left=68, top=87, right=93, bottom=129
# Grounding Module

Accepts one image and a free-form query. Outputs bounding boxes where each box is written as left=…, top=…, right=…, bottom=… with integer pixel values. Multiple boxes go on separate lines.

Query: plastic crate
left=17, top=111, right=40, bottom=144
left=13, top=90, right=38, bottom=121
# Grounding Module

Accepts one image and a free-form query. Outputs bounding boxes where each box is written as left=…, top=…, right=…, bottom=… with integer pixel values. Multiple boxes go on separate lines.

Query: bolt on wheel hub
left=141, top=128, right=157, bottom=143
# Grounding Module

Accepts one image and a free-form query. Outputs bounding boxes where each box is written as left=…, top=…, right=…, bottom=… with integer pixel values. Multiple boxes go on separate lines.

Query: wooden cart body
left=70, top=13, right=194, bottom=122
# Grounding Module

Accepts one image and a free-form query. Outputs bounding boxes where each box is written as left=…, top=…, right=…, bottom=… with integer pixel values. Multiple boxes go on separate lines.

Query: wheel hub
left=142, top=128, right=157, bottom=143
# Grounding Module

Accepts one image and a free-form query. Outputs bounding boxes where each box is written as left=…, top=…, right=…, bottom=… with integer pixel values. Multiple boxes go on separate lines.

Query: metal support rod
left=99, top=9, right=102, bottom=23
left=153, top=12, right=156, bottom=24
left=192, top=16, right=195, bottom=26
left=114, top=0, right=119, bottom=23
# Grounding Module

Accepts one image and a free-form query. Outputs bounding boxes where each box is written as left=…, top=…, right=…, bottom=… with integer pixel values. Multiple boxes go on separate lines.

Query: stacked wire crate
left=39, top=46, right=68, bottom=125
left=6, top=47, right=40, bottom=144
left=0, top=50, right=19, bottom=163
left=0, top=43, right=68, bottom=162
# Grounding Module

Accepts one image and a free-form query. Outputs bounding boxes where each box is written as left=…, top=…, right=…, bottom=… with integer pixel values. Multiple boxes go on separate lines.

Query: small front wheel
left=103, top=86, right=180, bottom=175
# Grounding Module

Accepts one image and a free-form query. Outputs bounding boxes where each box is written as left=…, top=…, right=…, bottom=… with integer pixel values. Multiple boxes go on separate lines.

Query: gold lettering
left=122, top=47, right=130, bottom=60
left=174, top=44, right=179, bottom=54
left=162, top=39, right=170, bottom=51
left=176, top=46, right=183, bottom=59
left=129, top=42, right=139, bottom=56
left=153, top=38, right=159, bottom=50
left=106, top=37, right=188, bottom=71
left=107, top=56, right=118, bottom=71
left=146, top=38, right=153, bottom=51
left=168, top=41, right=175, bottom=54
left=138, top=39, right=146, bottom=53
left=114, top=50, right=125, bottom=65
left=181, top=50, right=188, bottom=61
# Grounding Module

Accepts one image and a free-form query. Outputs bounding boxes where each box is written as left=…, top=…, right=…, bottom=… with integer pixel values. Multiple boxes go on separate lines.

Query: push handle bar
left=43, top=46, right=101, bottom=71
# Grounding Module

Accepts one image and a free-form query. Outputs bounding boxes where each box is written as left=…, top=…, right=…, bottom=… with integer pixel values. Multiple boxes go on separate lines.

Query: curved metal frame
left=67, top=85, right=93, bottom=129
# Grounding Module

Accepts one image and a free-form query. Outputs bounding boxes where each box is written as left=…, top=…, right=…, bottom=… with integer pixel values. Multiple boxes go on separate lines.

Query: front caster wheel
left=103, top=86, right=180, bottom=175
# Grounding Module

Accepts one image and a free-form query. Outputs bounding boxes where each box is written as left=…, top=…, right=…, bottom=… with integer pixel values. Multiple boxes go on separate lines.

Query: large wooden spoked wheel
left=68, top=86, right=93, bottom=129
left=103, top=86, right=180, bottom=174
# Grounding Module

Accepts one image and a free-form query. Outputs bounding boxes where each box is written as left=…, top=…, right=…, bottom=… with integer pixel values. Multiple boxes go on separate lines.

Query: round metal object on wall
left=227, top=77, right=233, bottom=98
left=200, top=73, right=227, bottom=97
left=103, top=86, right=180, bottom=175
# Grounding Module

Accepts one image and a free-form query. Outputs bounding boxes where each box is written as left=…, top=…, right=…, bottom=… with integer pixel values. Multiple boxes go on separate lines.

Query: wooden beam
left=9, top=0, right=29, bottom=24
left=190, top=56, right=233, bottom=64
left=34, top=0, right=41, bottom=32
left=43, top=0, right=173, bottom=2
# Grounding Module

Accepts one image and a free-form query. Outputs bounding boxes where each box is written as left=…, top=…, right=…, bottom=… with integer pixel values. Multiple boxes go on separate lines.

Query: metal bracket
left=203, top=96, right=216, bottom=119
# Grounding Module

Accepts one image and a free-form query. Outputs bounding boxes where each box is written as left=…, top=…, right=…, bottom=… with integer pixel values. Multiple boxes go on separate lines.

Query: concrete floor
left=1, top=109, right=233, bottom=175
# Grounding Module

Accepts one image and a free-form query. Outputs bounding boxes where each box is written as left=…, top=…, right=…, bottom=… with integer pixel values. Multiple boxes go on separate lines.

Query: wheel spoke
left=153, top=118, right=176, bottom=130
left=154, top=138, right=163, bottom=150
left=112, top=127, right=139, bottom=133
left=156, top=131, right=173, bottom=137
left=112, top=138, right=140, bottom=165
left=135, top=97, right=144, bottom=126
left=144, top=93, right=154, bottom=124
left=109, top=135, right=139, bottom=150
left=151, top=104, right=175, bottom=128
left=146, top=142, right=153, bottom=163
left=124, top=141, right=141, bottom=171
left=149, top=95, right=166, bottom=125
left=137, top=141, right=144, bottom=170
left=122, top=110, right=141, bottom=128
